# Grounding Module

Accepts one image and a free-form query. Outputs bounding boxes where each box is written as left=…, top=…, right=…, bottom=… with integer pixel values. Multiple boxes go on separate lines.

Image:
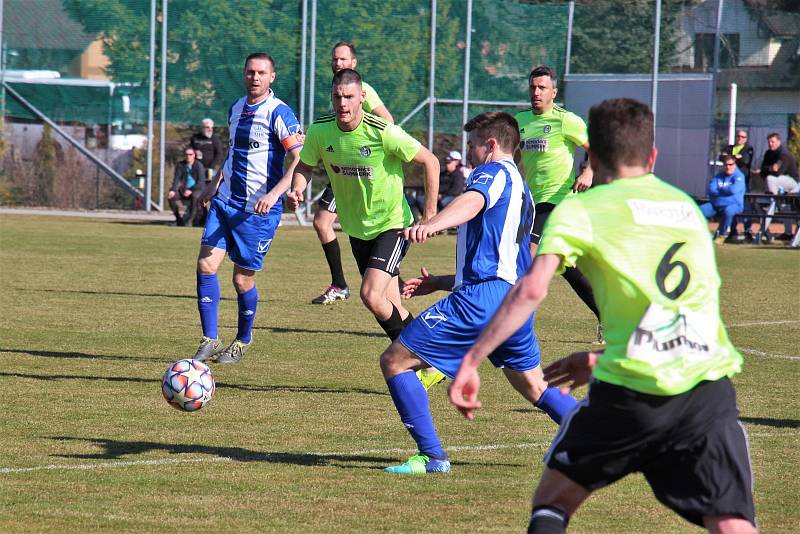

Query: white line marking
left=728, top=320, right=800, bottom=328
left=740, top=348, right=800, bottom=361
left=0, top=437, right=783, bottom=475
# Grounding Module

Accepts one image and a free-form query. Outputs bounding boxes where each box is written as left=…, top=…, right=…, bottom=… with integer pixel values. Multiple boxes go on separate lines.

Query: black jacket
left=760, top=146, right=799, bottom=179
left=170, top=160, right=206, bottom=193
left=723, top=142, right=754, bottom=177
left=190, top=132, right=225, bottom=172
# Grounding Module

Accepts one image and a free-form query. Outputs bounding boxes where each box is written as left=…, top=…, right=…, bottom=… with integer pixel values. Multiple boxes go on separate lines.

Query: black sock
left=528, top=506, right=568, bottom=534
left=377, top=305, right=405, bottom=341
left=402, top=312, right=414, bottom=327
left=562, top=266, right=600, bottom=320
left=322, top=239, right=347, bottom=289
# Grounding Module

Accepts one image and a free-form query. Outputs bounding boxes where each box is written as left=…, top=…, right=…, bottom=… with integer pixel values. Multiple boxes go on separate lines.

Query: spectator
left=414, top=150, right=469, bottom=216
left=723, top=129, right=754, bottom=191
left=191, top=118, right=225, bottom=180
left=168, top=146, right=205, bottom=226
left=755, top=132, right=799, bottom=195
left=699, top=155, right=745, bottom=243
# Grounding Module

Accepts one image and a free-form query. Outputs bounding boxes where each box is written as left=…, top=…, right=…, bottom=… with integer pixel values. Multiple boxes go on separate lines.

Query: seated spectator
left=413, top=150, right=470, bottom=217
left=190, top=118, right=225, bottom=180
left=753, top=132, right=799, bottom=240
left=699, top=155, right=745, bottom=243
left=722, top=129, right=754, bottom=191
left=753, top=132, right=799, bottom=194
left=168, top=147, right=205, bottom=226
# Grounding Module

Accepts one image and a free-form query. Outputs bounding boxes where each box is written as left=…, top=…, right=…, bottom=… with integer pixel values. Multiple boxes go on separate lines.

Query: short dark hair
left=332, top=41, right=357, bottom=57
left=529, top=65, right=557, bottom=86
left=722, top=155, right=736, bottom=164
left=184, top=146, right=195, bottom=154
left=464, top=111, right=520, bottom=153
left=588, top=98, right=653, bottom=171
left=767, top=132, right=781, bottom=141
left=332, top=68, right=362, bottom=87
left=244, top=52, right=275, bottom=70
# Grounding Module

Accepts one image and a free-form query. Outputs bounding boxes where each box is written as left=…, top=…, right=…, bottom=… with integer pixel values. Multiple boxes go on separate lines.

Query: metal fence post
left=158, top=0, right=168, bottom=212
left=428, top=0, right=437, bottom=150
left=460, top=0, right=472, bottom=158
left=146, top=0, right=156, bottom=211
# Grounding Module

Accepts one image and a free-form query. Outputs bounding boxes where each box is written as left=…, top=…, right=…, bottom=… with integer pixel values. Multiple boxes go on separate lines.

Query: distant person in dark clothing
left=168, top=146, right=205, bottom=226
left=191, top=118, right=225, bottom=180
left=754, top=132, right=799, bottom=194
left=723, top=129, right=754, bottom=190
left=414, top=150, right=469, bottom=216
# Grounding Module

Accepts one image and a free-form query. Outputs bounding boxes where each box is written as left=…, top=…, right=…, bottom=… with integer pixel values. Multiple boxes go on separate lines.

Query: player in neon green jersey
left=516, top=66, right=602, bottom=342
left=450, top=98, right=755, bottom=533
left=288, top=68, right=439, bottom=342
left=310, top=42, right=395, bottom=307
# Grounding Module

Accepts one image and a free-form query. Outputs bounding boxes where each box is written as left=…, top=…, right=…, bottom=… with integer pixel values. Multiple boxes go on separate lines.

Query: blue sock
left=535, top=387, right=578, bottom=424
left=236, top=285, right=258, bottom=344
left=386, top=371, right=447, bottom=460
left=197, top=273, right=220, bottom=339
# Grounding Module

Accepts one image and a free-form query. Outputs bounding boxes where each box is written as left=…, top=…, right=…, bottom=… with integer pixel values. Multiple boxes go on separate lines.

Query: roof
left=717, top=38, right=800, bottom=90
left=4, top=0, right=96, bottom=51
left=759, top=12, right=800, bottom=38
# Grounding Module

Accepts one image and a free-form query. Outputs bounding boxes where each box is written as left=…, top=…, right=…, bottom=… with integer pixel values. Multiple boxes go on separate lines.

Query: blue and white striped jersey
left=454, top=159, right=534, bottom=288
left=218, top=90, right=303, bottom=213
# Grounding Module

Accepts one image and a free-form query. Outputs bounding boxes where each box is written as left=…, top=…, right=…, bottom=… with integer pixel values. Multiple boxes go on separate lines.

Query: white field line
left=740, top=348, right=800, bottom=361
left=728, top=320, right=800, bottom=328
left=0, top=437, right=782, bottom=475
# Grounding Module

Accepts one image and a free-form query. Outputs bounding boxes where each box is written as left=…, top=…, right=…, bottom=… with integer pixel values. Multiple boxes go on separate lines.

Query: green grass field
left=0, top=214, right=798, bottom=533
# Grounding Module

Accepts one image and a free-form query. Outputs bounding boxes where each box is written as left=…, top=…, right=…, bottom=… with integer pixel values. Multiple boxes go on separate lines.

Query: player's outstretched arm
left=412, top=146, right=440, bottom=222
left=371, top=105, right=394, bottom=124
left=287, top=161, right=314, bottom=211
left=543, top=351, right=601, bottom=394
left=254, top=147, right=302, bottom=215
left=197, top=169, right=224, bottom=206
left=402, top=191, right=484, bottom=243
left=402, top=267, right=456, bottom=299
left=449, top=254, right=561, bottom=418
left=573, top=143, right=594, bottom=193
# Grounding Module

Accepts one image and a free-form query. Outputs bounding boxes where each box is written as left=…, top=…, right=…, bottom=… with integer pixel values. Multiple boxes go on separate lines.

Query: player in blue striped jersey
left=193, top=52, right=304, bottom=365
left=379, top=112, right=577, bottom=475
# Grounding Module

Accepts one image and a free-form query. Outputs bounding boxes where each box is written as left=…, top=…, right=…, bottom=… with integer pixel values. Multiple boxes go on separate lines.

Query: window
left=694, top=33, right=740, bottom=70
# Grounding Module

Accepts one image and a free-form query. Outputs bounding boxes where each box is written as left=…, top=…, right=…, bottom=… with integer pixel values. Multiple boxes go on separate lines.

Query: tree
left=33, top=124, right=56, bottom=205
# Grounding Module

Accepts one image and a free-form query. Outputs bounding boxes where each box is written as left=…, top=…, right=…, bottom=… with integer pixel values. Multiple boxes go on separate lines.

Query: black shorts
left=546, top=378, right=755, bottom=527
left=349, top=229, right=408, bottom=276
left=317, top=184, right=337, bottom=214
left=530, top=202, right=554, bottom=245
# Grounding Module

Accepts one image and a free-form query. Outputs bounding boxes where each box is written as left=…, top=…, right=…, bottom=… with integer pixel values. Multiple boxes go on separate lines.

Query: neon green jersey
left=300, top=112, right=418, bottom=240
left=515, top=105, right=588, bottom=205
left=537, top=174, right=743, bottom=396
left=361, top=81, right=385, bottom=114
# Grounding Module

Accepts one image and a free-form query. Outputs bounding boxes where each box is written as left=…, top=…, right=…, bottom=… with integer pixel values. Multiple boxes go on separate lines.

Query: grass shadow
left=740, top=416, right=800, bottom=429
left=48, top=436, right=394, bottom=468
left=0, top=370, right=386, bottom=396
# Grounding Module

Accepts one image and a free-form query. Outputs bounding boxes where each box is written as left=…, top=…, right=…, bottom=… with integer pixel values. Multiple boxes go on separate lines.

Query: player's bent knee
left=379, top=341, right=409, bottom=378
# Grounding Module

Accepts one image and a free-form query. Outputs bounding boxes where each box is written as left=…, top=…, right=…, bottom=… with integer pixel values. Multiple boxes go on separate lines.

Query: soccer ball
left=162, top=359, right=216, bottom=412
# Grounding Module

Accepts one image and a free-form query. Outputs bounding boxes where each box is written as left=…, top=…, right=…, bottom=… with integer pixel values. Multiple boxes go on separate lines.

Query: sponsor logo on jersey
left=257, top=239, right=273, bottom=254
left=543, top=125, right=551, bottom=133
left=251, top=124, right=268, bottom=139
left=360, top=145, right=372, bottom=157
left=331, top=164, right=374, bottom=178
left=422, top=307, right=447, bottom=329
left=520, top=138, right=548, bottom=152
left=626, top=199, right=701, bottom=229
left=469, top=172, right=493, bottom=186
left=326, top=145, right=335, bottom=152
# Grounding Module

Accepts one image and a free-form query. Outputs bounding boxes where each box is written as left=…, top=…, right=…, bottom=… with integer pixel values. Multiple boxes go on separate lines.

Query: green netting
left=1, top=0, right=798, bottom=209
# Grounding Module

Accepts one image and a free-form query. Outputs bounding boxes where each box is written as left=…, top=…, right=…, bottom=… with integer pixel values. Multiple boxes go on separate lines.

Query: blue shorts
left=398, top=279, right=540, bottom=379
left=201, top=196, right=281, bottom=271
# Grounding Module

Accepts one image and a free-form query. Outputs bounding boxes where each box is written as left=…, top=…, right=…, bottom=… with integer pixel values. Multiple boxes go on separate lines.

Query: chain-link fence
left=1, top=0, right=798, bottom=210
